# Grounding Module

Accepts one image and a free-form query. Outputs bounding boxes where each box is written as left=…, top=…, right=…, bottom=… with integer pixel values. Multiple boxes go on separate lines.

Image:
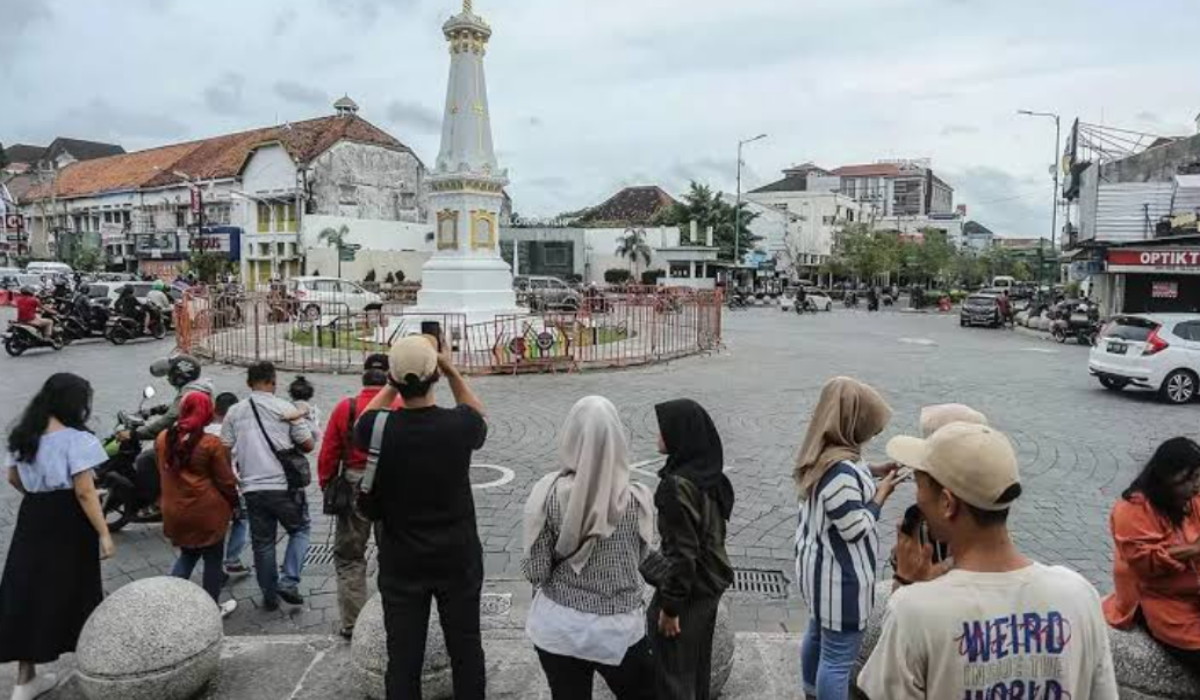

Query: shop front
left=1105, top=246, right=1200, bottom=314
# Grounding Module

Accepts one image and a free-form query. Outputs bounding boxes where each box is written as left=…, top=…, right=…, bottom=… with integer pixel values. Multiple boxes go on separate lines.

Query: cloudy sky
left=3, top=0, right=1198, bottom=236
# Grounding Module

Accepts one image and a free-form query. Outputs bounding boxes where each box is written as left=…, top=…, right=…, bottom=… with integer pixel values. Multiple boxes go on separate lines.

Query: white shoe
left=11, top=672, right=57, bottom=700
left=220, top=600, right=238, bottom=618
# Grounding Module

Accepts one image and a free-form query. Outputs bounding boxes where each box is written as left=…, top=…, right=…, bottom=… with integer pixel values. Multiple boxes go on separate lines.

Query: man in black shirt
left=355, top=333, right=487, bottom=700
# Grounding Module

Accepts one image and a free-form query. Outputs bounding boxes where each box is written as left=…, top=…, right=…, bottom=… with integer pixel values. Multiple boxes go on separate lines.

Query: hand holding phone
left=420, top=321, right=442, bottom=351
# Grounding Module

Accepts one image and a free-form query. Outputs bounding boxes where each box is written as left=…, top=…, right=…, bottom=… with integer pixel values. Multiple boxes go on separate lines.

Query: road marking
left=1021, top=347, right=1059, bottom=354
left=471, top=463, right=516, bottom=489
left=898, top=337, right=937, bottom=346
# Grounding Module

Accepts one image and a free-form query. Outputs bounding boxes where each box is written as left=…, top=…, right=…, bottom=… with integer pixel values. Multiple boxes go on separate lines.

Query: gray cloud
left=274, top=81, right=327, bottom=108
left=50, top=98, right=188, bottom=144
left=1, top=0, right=52, bottom=63
left=948, top=166, right=1047, bottom=236
left=1135, top=111, right=1161, bottom=124
left=272, top=9, right=297, bottom=37
left=667, top=157, right=730, bottom=188
left=321, top=0, right=412, bottom=24
left=941, top=124, right=980, bottom=136
left=386, top=100, right=441, bottom=134
left=203, top=72, right=246, bottom=114
left=528, top=117, right=543, bottom=128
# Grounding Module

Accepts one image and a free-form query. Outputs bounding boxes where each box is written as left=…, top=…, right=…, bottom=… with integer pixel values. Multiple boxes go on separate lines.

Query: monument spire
left=463, top=0, right=471, bottom=14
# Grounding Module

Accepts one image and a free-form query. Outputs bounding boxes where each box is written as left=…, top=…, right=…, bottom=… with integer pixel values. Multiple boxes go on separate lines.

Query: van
left=991, top=276, right=1016, bottom=291
left=25, top=261, right=73, bottom=276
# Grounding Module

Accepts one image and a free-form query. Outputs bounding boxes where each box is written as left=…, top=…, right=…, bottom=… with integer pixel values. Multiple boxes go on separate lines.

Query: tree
left=318, top=225, right=350, bottom=278
left=364, top=268, right=377, bottom=283
left=1012, top=260, right=1032, bottom=282
left=914, top=228, right=954, bottom=286
left=0, top=142, right=7, bottom=170
left=187, top=251, right=230, bottom=284
left=604, top=268, right=632, bottom=284
left=654, top=181, right=761, bottom=261
left=72, top=246, right=102, bottom=272
left=615, top=228, right=652, bottom=277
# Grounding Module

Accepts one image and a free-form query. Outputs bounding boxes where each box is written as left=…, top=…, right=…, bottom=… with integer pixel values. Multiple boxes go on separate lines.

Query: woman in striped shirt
left=793, top=377, right=903, bottom=700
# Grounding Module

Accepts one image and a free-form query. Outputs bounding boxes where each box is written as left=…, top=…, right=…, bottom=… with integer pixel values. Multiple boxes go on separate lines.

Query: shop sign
left=1107, top=249, right=1200, bottom=274
left=1152, top=281, right=1179, bottom=299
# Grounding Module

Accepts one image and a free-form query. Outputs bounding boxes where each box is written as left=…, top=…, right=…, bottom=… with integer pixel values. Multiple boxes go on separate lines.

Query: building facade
left=17, top=99, right=426, bottom=286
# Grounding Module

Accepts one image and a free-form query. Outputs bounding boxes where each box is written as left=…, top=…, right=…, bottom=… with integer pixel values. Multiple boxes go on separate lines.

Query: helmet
left=19, top=286, right=33, bottom=296
left=150, top=354, right=202, bottom=388
left=152, top=280, right=166, bottom=291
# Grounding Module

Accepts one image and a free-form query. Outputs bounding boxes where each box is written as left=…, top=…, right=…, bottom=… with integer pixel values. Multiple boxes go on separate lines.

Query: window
left=314, top=280, right=338, bottom=293
left=822, top=216, right=835, bottom=225
left=544, top=244, right=569, bottom=267
left=257, top=203, right=271, bottom=233
left=1174, top=321, right=1200, bottom=341
left=400, top=192, right=417, bottom=209
left=281, top=204, right=297, bottom=232
left=175, top=208, right=187, bottom=229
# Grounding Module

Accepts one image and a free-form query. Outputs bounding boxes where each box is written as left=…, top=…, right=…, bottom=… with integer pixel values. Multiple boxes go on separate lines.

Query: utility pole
left=734, top=133, right=767, bottom=271
left=1017, top=109, right=1061, bottom=285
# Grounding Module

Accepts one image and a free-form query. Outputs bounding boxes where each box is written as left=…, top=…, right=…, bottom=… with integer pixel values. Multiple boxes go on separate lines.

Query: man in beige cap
left=354, top=332, right=488, bottom=699
left=858, top=422, right=1117, bottom=700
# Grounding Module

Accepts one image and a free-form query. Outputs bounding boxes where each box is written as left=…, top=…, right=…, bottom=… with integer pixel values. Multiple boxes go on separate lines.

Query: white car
left=1089, top=313, right=1200, bottom=404
left=782, top=287, right=834, bottom=312
left=286, top=276, right=382, bottom=319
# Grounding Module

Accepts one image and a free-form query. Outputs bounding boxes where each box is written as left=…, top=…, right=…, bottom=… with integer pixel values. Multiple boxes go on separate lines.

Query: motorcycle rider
left=116, top=355, right=214, bottom=518
left=115, top=284, right=147, bottom=333
left=146, top=280, right=173, bottom=330
left=14, top=286, right=54, bottom=340
left=796, top=285, right=808, bottom=312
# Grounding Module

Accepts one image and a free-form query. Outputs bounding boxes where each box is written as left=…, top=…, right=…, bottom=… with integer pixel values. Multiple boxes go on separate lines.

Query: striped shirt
left=795, top=460, right=881, bottom=632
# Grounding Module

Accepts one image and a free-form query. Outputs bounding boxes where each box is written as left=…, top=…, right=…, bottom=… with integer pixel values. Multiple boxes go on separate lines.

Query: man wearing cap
left=316, top=354, right=404, bottom=638
left=355, top=334, right=487, bottom=700
left=858, top=422, right=1117, bottom=699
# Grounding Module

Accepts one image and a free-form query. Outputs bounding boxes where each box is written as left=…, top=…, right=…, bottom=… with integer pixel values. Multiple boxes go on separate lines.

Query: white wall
left=304, top=248, right=431, bottom=283
left=242, top=144, right=298, bottom=195
left=301, top=214, right=432, bottom=252
left=747, top=190, right=861, bottom=260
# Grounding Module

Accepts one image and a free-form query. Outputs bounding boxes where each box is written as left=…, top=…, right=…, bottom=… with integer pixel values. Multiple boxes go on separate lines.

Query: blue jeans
left=801, top=621, right=864, bottom=700
left=245, top=490, right=311, bottom=603
left=171, top=542, right=224, bottom=602
left=225, top=511, right=249, bottom=567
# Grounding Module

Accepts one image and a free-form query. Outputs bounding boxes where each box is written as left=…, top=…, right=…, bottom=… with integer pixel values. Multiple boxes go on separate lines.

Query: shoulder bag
left=323, top=399, right=357, bottom=516
left=249, top=398, right=311, bottom=490
left=355, top=411, right=392, bottom=521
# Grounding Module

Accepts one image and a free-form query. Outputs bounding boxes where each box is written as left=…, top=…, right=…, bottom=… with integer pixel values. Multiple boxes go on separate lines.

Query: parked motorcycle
left=95, top=386, right=166, bottom=532
left=726, top=293, right=749, bottom=311
left=3, top=321, right=65, bottom=356
left=1052, top=302, right=1101, bottom=346
left=844, top=293, right=860, bottom=309
left=106, top=311, right=166, bottom=345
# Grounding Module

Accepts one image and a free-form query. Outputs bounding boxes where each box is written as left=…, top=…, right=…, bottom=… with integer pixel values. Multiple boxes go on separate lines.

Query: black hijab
left=655, top=399, right=734, bottom=520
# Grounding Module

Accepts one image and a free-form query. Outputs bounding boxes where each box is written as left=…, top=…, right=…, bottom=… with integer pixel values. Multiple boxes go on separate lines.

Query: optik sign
left=1107, top=248, right=1200, bottom=274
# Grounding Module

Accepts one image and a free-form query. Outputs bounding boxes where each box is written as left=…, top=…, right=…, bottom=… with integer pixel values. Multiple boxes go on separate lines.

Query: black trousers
left=535, top=638, right=654, bottom=700
left=647, top=593, right=720, bottom=700
left=380, top=570, right=485, bottom=700
left=1164, top=642, right=1200, bottom=677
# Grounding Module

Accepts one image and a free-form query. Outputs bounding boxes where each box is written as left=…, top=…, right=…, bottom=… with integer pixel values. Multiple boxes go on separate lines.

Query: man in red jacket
left=318, top=353, right=403, bottom=637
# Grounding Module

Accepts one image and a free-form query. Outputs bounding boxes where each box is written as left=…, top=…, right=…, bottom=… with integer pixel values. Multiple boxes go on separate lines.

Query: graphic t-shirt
left=15, top=295, right=39, bottom=323
left=858, top=563, right=1118, bottom=700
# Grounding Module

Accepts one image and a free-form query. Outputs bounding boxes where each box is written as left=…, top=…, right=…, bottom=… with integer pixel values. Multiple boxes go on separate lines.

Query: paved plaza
left=0, top=306, right=1194, bottom=638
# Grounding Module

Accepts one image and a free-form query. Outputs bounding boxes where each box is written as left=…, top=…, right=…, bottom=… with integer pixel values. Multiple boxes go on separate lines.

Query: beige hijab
left=522, top=396, right=656, bottom=574
left=794, top=377, right=893, bottom=496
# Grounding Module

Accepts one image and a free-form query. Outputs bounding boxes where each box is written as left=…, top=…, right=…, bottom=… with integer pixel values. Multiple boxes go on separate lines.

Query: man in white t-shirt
left=858, top=422, right=1118, bottom=700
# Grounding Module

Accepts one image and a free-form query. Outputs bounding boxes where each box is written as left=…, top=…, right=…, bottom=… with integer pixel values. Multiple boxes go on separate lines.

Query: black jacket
left=655, top=474, right=733, bottom=617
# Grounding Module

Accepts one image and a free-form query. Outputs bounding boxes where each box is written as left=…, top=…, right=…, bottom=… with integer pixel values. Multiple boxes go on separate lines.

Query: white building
left=747, top=170, right=865, bottom=275
left=20, top=98, right=428, bottom=286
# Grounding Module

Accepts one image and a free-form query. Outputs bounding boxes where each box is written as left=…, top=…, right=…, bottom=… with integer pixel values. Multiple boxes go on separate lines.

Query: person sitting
left=146, top=281, right=173, bottom=329
left=14, top=287, right=53, bottom=339
left=114, top=285, right=145, bottom=330
left=1104, top=436, right=1200, bottom=672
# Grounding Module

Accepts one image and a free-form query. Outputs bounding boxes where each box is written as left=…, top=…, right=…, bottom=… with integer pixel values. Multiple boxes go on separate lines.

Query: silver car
left=515, top=276, right=581, bottom=311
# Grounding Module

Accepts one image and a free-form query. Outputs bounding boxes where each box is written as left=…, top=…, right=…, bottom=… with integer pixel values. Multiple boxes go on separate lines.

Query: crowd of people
left=0, top=342, right=1197, bottom=698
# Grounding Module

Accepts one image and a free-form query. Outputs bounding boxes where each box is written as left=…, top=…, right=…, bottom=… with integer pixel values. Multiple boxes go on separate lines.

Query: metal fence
left=177, top=286, right=723, bottom=374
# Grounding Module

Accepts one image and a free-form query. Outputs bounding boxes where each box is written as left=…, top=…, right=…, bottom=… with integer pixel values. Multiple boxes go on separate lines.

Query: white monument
left=408, top=0, right=522, bottom=325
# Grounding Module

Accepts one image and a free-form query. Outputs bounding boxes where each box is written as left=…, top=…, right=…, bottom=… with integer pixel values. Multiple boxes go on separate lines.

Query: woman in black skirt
left=1, top=373, right=114, bottom=700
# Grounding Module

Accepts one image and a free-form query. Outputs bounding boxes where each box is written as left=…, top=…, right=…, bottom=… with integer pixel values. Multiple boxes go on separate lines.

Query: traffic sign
left=2, top=214, right=24, bottom=232
left=345, top=243, right=362, bottom=251
left=339, top=250, right=357, bottom=262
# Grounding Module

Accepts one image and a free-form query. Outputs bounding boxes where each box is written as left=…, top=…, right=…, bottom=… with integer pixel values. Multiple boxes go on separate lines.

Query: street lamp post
left=734, top=134, right=768, bottom=273
left=1017, top=109, right=1061, bottom=284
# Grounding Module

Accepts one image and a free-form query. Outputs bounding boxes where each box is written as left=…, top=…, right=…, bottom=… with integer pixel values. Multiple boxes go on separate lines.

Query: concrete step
left=6, top=631, right=804, bottom=700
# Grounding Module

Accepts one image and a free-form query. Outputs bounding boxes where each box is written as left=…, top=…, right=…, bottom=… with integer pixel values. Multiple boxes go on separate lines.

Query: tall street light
left=734, top=133, right=768, bottom=269
left=1017, top=109, right=1061, bottom=283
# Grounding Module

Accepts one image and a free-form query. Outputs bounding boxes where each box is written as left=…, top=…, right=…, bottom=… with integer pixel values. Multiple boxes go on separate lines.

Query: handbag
left=249, top=398, right=311, bottom=490
left=323, top=399, right=357, bottom=516
left=355, top=412, right=392, bottom=521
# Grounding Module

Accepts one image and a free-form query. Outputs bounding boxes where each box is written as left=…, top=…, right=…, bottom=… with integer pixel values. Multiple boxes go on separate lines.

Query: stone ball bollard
left=351, top=593, right=452, bottom=700
left=76, top=576, right=223, bottom=700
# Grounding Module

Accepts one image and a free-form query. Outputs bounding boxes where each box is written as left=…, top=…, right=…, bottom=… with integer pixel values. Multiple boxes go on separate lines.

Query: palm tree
left=615, top=228, right=653, bottom=278
left=319, top=225, right=350, bottom=278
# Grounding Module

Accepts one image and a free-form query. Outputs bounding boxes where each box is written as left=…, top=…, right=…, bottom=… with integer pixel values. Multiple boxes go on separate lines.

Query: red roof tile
left=831, top=163, right=904, bottom=177
left=25, top=115, right=411, bottom=201
left=576, top=186, right=678, bottom=227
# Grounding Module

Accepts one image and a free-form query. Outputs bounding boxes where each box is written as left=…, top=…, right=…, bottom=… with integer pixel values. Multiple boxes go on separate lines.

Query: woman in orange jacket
left=1104, top=436, right=1200, bottom=671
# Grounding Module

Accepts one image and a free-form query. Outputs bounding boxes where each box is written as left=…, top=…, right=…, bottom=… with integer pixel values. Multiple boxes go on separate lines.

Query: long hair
left=1123, top=436, right=1200, bottom=526
left=7, top=373, right=94, bottom=464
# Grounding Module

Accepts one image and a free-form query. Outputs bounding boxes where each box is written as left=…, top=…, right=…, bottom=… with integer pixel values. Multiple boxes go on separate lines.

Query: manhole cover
left=480, top=593, right=512, bottom=616
left=731, top=568, right=789, bottom=598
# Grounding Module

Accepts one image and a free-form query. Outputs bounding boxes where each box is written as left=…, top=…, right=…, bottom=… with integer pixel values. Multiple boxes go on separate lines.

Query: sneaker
left=262, top=597, right=280, bottom=612
left=219, top=600, right=238, bottom=618
left=11, top=672, right=57, bottom=700
left=224, top=562, right=250, bottom=576
left=277, top=588, right=305, bottom=606
left=338, top=625, right=354, bottom=640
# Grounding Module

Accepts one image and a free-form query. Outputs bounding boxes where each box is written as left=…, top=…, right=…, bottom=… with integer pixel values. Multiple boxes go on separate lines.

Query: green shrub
left=641, top=268, right=664, bottom=285
left=604, top=268, right=632, bottom=284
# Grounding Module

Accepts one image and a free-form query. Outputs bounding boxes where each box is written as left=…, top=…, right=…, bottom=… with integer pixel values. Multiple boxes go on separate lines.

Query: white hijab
left=522, top=396, right=656, bottom=574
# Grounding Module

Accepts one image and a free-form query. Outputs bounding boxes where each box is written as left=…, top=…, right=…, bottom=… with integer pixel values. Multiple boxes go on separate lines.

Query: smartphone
left=421, top=321, right=442, bottom=350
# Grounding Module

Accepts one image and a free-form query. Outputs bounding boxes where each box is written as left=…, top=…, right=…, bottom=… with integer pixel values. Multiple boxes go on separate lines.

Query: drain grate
left=731, top=568, right=789, bottom=598
left=303, top=543, right=378, bottom=568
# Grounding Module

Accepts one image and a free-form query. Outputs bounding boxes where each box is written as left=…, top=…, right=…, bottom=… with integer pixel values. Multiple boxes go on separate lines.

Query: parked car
left=25, top=261, right=73, bottom=277
left=1089, top=313, right=1200, bottom=405
left=514, top=275, right=581, bottom=311
left=960, top=293, right=1002, bottom=328
left=286, top=277, right=383, bottom=319
left=780, top=287, right=834, bottom=312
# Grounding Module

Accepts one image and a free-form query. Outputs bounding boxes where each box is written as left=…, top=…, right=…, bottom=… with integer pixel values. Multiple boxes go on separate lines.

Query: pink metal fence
left=178, top=286, right=723, bottom=375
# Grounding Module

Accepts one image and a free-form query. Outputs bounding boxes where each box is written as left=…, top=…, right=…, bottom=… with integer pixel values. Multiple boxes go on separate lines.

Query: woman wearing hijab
left=794, top=377, right=902, bottom=700
left=648, top=399, right=734, bottom=700
left=521, top=396, right=657, bottom=700
left=156, top=392, right=240, bottom=617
